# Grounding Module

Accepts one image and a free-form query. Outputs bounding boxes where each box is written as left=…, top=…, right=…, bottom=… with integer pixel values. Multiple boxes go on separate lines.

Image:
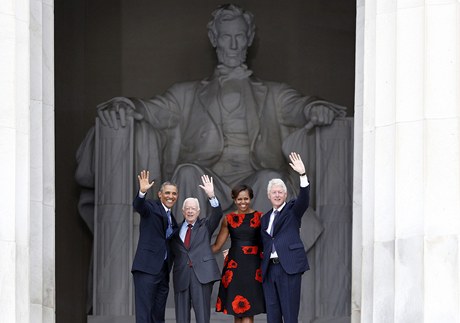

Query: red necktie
left=184, top=224, right=193, bottom=249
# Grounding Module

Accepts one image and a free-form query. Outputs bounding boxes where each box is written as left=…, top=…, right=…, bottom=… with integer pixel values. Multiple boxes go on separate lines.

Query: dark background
left=55, top=1, right=356, bottom=322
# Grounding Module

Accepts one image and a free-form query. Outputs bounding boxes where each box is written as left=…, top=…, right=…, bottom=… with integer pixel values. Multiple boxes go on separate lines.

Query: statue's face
left=215, top=16, right=250, bottom=68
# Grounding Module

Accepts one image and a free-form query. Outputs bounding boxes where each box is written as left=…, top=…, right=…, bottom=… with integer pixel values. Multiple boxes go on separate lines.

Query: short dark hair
left=231, top=184, right=254, bottom=200
left=159, top=181, right=177, bottom=193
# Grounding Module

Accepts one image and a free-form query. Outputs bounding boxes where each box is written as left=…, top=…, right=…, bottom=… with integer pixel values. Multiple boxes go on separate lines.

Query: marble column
left=353, top=0, right=460, bottom=322
left=0, top=1, right=55, bottom=322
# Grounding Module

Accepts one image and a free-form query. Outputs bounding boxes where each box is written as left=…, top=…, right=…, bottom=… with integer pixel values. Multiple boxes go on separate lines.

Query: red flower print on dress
left=227, top=259, right=238, bottom=269
left=223, top=255, right=229, bottom=267
left=250, top=212, right=262, bottom=228
left=216, top=297, right=222, bottom=311
left=227, top=213, right=245, bottom=228
left=255, top=268, right=262, bottom=282
left=222, top=270, right=233, bottom=288
left=241, top=246, right=258, bottom=255
left=232, top=295, right=251, bottom=314
left=223, top=309, right=228, bottom=314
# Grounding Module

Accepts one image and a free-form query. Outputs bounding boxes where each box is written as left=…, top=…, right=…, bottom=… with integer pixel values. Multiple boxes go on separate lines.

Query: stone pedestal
left=90, top=119, right=134, bottom=319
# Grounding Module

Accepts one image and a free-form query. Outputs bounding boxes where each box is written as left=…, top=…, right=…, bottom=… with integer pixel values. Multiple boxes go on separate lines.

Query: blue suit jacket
left=260, top=186, right=310, bottom=280
left=132, top=195, right=179, bottom=275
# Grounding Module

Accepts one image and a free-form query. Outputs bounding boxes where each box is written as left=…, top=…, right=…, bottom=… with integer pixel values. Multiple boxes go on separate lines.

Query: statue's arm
left=96, top=83, right=186, bottom=130
left=133, top=92, right=181, bottom=130
left=275, top=83, right=347, bottom=129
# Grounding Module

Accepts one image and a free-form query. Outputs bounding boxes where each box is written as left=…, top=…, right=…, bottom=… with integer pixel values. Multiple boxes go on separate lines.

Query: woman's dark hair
left=231, top=184, right=254, bottom=200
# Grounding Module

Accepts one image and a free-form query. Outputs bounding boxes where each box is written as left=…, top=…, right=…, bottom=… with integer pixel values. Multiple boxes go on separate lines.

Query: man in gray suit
left=170, top=175, right=223, bottom=323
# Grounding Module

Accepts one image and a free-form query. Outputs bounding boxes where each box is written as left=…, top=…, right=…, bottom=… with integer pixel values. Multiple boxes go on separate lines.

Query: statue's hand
left=306, top=103, right=337, bottom=129
left=97, top=97, right=143, bottom=129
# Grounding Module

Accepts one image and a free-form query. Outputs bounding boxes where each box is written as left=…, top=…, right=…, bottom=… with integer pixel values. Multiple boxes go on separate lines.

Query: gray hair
left=207, top=4, right=255, bottom=47
left=267, top=178, right=287, bottom=195
left=182, top=197, right=200, bottom=210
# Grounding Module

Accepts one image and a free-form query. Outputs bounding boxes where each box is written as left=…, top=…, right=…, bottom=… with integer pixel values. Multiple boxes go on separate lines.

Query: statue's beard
left=216, top=48, right=247, bottom=68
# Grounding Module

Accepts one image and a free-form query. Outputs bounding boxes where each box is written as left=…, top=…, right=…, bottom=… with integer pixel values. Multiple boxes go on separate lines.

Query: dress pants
left=262, top=261, right=302, bottom=323
left=174, top=269, right=213, bottom=323
left=132, top=262, right=169, bottom=323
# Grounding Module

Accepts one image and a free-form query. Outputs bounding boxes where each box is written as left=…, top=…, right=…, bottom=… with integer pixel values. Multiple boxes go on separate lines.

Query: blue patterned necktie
left=270, top=210, right=279, bottom=252
left=166, top=210, right=173, bottom=238
left=270, top=210, right=279, bottom=236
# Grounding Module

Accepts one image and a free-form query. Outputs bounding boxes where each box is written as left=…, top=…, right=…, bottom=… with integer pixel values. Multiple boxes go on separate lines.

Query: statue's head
left=207, top=4, right=255, bottom=68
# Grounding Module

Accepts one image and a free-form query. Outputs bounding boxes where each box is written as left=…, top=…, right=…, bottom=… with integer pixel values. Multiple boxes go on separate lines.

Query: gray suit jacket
left=170, top=204, right=223, bottom=293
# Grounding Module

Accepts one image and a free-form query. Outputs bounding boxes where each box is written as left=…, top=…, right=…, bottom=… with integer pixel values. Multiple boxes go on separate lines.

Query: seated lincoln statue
left=75, top=3, right=350, bottom=318
left=77, top=4, right=345, bottom=222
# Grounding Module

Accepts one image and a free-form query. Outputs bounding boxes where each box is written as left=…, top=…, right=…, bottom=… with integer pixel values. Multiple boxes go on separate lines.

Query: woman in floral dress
left=212, top=184, right=265, bottom=323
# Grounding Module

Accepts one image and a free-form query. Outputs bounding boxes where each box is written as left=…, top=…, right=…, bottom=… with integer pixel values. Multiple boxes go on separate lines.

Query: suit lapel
left=247, top=78, right=267, bottom=119
left=261, top=211, right=271, bottom=234
left=158, top=201, right=168, bottom=233
left=272, top=205, right=289, bottom=235
left=176, top=220, right=186, bottom=247
left=198, top=79, right=222, bottom=125
left=188, top=218, right=203, bottom=249
left=244, top=80, right=263, bottom=146
left=171, top=214, right=179, bottom=235
left=272, top=211, right=282, bottom=235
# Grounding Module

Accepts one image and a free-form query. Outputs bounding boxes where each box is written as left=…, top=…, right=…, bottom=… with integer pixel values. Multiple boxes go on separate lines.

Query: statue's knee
left=173, top=163, right=204, bottom=178
left=258, top=169, right=283, bottom=180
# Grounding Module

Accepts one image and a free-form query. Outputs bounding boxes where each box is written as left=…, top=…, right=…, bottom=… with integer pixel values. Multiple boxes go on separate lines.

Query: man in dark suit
left=170, top=175, right=223, bottom=323
left=132, top=170, right=179, bottom=323
left=260, top=152, right=310, bottom=323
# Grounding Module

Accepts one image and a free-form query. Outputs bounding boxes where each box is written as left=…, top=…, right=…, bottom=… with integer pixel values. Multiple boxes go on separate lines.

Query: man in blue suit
left=132, top=170, right=179, bottom=323
left=260, top=152, right=310, bottom=323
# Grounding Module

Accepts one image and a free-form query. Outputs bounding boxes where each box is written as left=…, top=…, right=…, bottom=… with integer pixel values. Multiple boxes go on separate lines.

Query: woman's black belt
left=230, top=240, right=260, bottom=247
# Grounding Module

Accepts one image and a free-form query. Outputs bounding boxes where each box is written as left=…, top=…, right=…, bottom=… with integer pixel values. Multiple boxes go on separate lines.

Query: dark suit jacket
left=170, top=204, right=223, bottom=292
left=132, top=195, right=179, bottom=274
left=260, top=186, right=310, bottom=280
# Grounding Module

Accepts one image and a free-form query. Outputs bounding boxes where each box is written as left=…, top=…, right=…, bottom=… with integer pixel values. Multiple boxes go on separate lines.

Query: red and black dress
left=215, top=211, right=266, bottom=317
